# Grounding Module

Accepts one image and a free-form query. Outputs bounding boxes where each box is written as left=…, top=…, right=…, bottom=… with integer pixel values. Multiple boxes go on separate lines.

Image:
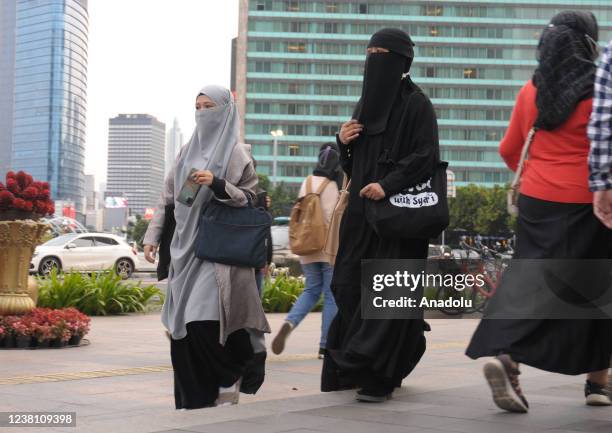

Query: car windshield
left=42, top=234, right=79, bottom=246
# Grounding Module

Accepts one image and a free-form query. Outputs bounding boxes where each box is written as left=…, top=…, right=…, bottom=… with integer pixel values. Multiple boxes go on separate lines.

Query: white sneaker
left=215, top=378, right=241, bottom=407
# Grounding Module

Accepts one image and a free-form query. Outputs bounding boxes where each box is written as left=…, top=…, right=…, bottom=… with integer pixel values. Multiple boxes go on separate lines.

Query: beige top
left=298, top=175, right=340, bottom=265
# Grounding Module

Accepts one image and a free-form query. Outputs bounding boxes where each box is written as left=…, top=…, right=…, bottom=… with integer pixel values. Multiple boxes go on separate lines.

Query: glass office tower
left=236, top=0, right=612, bottom=190
left=10, top=0, right=89, bottom=211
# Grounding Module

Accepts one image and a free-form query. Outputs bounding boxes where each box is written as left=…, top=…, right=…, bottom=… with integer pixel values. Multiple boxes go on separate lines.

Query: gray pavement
left=0, top=314, right=610, bottom=433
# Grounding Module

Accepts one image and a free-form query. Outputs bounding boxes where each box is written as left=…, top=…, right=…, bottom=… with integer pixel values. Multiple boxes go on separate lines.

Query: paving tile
left=557, top=420, right=612, bottom=433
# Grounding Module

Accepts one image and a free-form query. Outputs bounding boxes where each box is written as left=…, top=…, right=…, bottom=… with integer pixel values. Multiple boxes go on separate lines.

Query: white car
left=31, top=233, right=138, bottom=278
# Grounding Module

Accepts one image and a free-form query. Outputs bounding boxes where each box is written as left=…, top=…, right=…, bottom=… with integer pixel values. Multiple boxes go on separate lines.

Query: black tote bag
left=195, top=199, right=272, bottom=268
left=365, top=160, right=449, bottom=239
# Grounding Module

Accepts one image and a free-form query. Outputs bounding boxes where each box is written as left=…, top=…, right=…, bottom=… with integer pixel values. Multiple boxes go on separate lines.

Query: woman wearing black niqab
left=321, top=28, right=440, bottom=401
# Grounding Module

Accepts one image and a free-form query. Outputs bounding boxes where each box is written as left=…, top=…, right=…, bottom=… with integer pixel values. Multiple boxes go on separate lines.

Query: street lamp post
left=270, top=129, right=284, bottom=187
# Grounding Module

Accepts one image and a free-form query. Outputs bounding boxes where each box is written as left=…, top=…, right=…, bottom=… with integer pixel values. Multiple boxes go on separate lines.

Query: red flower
left=48, top=203, right=55, bottom=215
left=0, top=190, right=14, bottom=208
left=6, top=178, right=19, bottom=194
left=22, top=186, right=38, bottom=200
left=0, top=182, right=5, bottom=191
left=6, top=171, right=16, bottom=181
left=12, top=198, right=26, bottom=210
left=39, top=189, right=51, bottom=200
left=22, top=201, right=33, bottom=212
left=16, top=171, right=28, bottom=188
left=41, top=182, right=50, bottom=190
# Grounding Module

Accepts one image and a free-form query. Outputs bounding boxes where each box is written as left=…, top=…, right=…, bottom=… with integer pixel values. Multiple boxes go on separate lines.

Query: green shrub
left=261, top=273, right=323, bottom=313
left=37, top=269, right=165, bottom=316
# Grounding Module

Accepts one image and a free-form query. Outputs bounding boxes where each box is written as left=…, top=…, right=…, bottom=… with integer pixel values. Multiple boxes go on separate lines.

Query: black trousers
left=170, top=321, right=264, bottom=409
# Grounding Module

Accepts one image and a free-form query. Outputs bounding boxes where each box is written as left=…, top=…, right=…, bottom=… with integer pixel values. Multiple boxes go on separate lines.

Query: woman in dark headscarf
left=272, top=142, right=340, bottom=359
left=466, top=11, right=612, bottom=412
left=321, top=28, right=440, bottom=401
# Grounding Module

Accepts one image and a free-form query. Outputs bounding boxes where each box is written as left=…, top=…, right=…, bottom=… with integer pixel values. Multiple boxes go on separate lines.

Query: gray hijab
left=163, top=85, right=239, bottom=339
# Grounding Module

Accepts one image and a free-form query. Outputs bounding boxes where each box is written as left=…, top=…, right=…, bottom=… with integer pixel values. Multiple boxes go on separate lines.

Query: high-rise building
left=106, top=114, right=165, bottom=216
left=2, top=0, right=90, bottom=212
left=0, top=1, right=17, bottom=178
left=165, top=118, right=184, bottom=176
left=236, top=0, right=612, bottom=190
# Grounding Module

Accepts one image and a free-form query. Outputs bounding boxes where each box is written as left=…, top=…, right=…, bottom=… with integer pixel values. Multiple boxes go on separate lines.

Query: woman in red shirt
left=466, top=11, right=612, bottom=412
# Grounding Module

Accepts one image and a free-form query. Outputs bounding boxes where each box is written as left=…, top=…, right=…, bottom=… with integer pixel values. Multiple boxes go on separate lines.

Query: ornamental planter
left=68, top=335, right=82, bottom=346
left=0, top=220, right=48, bottom=315
left=15, top=335, right=30, bottom=348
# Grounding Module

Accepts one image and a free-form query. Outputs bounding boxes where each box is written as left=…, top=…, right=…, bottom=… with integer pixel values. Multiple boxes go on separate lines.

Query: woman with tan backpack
left=272, top=143, right=341, bottom=359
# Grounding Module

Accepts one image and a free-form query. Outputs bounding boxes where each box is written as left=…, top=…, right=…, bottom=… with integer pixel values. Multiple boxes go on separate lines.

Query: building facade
left=165, top=118, right=184, bottom=176
left=6, top=0, right=90, bottom=212
left=0, top=1, right=17, bottom=177
left=236, top=0, right=612, bottom=190
left=106, top=114, right=165, bottom=217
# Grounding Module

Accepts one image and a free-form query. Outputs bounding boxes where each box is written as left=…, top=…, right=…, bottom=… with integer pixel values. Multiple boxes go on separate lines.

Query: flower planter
left=36, top=339, right=50, bottom=348
left=15, top=335, right=31, bottom=348
left=0, top=337, right=4, bottom=348
left=0, top=220, right=48, bottom=315
left=50, top=338, right=67, bottom=348
left=68, top=335, right=82, bottom=346
left=0, top=210, right=42, bottom=222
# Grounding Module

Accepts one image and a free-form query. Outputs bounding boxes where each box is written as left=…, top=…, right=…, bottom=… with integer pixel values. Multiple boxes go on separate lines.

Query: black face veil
left=353, top=28, right=415, bottom=136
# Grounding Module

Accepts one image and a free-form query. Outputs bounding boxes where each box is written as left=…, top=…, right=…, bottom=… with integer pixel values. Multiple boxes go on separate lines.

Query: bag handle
left=510, top=127, right=537, bottom=191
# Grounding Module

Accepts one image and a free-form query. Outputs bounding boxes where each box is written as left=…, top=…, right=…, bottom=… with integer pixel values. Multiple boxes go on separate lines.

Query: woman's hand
left=144, top=245, right=158, bottom=263
left=192, top=170, right=214, bottom=186
left=359, top=183, right=386, bottom=201
left=339, top=119, right=363, bottom=145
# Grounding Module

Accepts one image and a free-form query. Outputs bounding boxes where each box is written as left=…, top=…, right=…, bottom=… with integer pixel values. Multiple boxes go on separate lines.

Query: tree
left=448, top=184, right=515, bottom=236
left=127, top=214, right=150, bottom=248
left=257, top=174, right=297, bottom=218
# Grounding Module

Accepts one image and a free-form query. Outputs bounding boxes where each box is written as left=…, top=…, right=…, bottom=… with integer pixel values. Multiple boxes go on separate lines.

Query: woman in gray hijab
left=143, top=85, right=270, bottom=409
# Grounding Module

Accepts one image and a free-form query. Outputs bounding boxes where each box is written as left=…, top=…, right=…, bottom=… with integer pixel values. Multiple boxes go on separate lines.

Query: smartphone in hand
left=176, top=168, right=202, bottom=207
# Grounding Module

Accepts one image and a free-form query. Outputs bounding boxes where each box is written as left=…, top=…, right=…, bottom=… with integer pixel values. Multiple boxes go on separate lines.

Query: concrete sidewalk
left=0, top=314, right=610, bottom=433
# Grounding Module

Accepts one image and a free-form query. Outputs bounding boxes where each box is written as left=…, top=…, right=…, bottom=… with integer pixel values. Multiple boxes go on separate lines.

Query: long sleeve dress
left=322, top=78, right=439, bottom=393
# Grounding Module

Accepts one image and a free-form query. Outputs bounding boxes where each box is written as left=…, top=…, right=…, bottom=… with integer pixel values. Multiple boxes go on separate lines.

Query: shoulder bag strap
left=510, top=127, right=538, bottom=190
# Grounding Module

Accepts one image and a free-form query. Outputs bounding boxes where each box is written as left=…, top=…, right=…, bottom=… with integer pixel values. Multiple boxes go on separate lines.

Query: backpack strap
left=305, top=175, right=313, bottom=195
left=315, top=178, right=331, bottom=195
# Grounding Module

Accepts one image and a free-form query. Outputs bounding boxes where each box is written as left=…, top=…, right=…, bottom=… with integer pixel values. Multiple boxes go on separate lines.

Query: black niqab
left=353, top=28, right=415, bottom=136
left=533, top=11, right=599, bottom=130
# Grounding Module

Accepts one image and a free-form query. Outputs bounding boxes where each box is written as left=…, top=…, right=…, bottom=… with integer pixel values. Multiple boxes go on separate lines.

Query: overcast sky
left=85, top=0, right=239, bottom=187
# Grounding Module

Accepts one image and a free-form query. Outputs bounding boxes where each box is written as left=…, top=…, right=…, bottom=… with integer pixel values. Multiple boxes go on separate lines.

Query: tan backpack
left=289, top=176, right=331, bottom=256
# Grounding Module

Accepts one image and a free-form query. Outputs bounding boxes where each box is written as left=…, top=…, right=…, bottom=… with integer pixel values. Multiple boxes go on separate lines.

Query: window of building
left=426, top=67, right=435, bottom=78
left=429, top=26, right=439, bottom=37
left=424, top=5, right=443, bottom=16
left=359, top=3, right=368, bottom=14
left=463, top=68, right=477, bottom=79
left=288, top=83, right=298, bottom=94
left=256, top=2, right=265, bottom=11
left=324, top=22, right=338, bottom=33
left=326, top=3, right=337, bottom=13
left=287, top=42, right=306, bottom=52
left=288, top=144, right=300, bottom=156
left=286, top=1, right=299, bottom=12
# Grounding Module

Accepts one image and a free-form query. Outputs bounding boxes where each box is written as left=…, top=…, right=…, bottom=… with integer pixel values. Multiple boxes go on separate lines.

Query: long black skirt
left=466, top=194, right=612, bottom=375
left=322, top=213, right=429, bottom=393
left=170, top=321, right=265, bottom=409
